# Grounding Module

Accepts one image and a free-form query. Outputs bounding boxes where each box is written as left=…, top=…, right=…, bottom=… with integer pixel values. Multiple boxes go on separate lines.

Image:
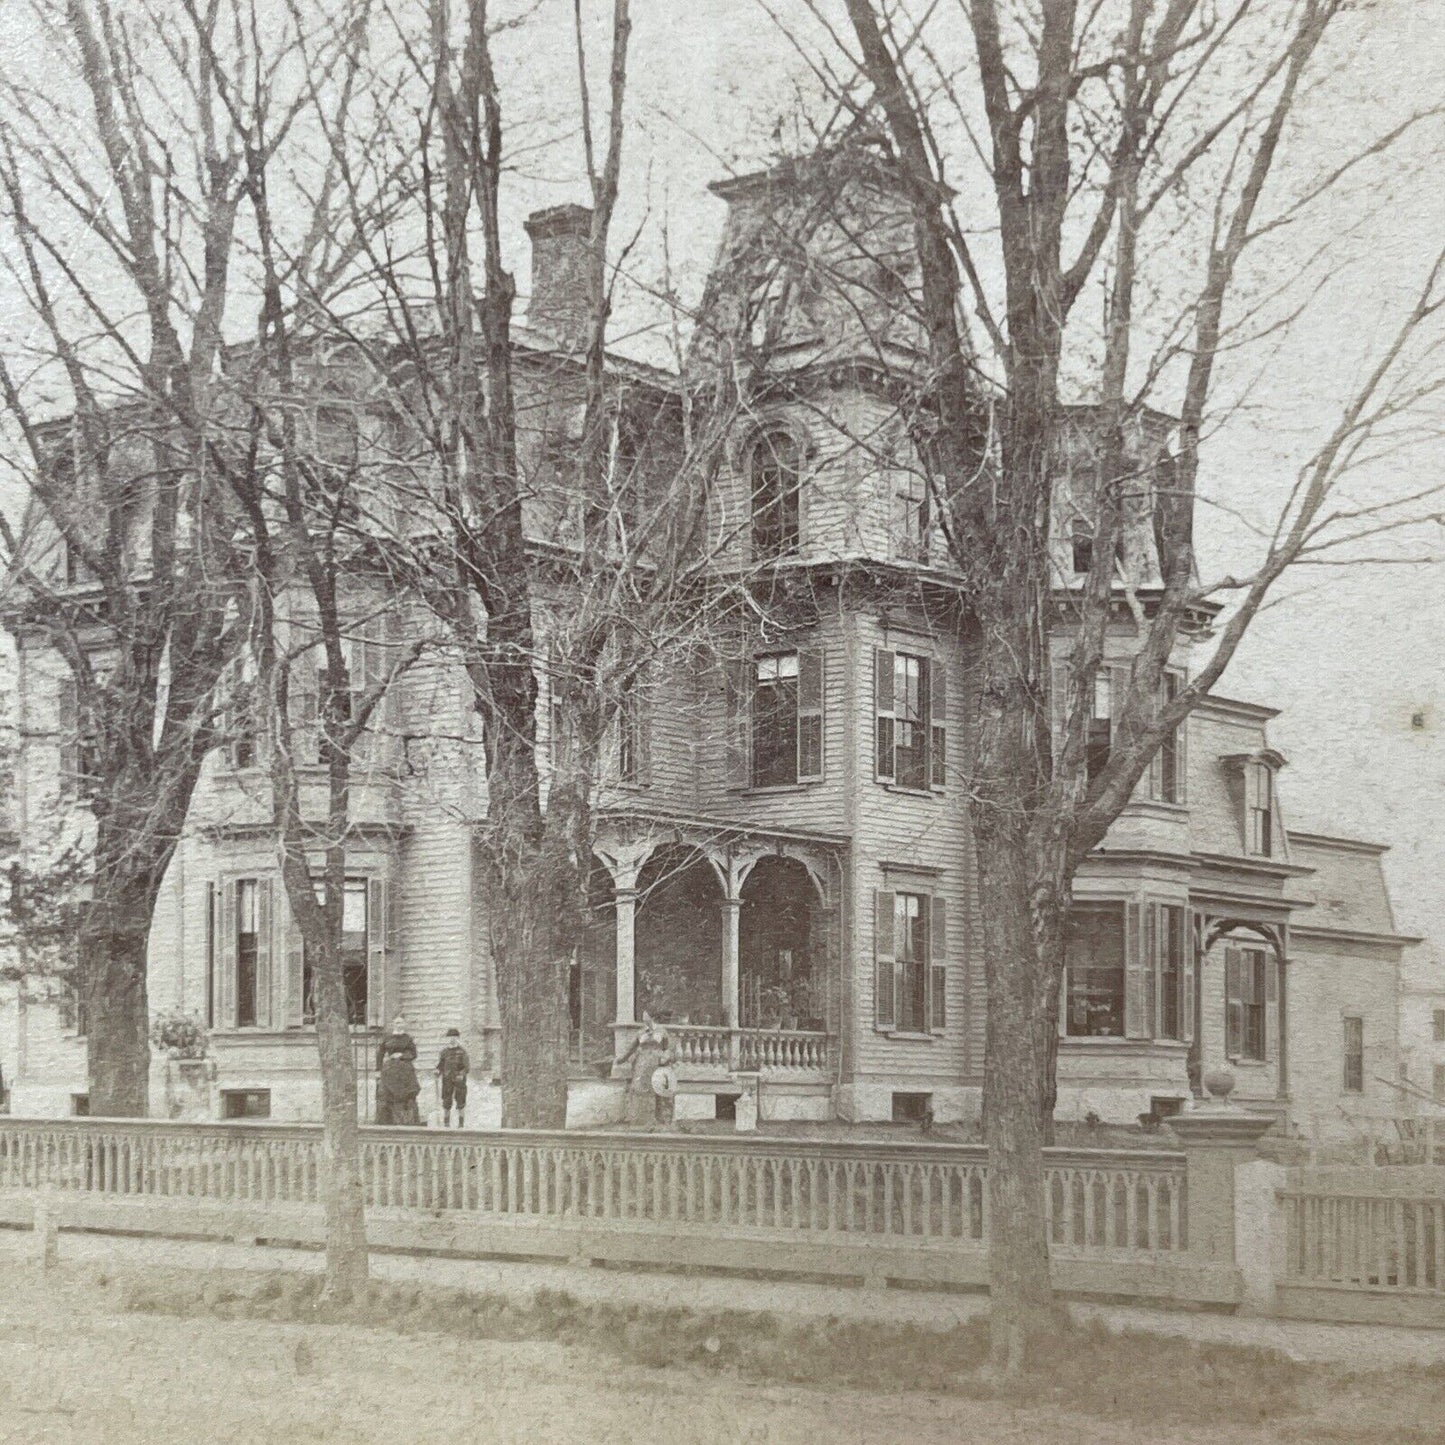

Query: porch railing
left=668, top=1025, right=833, bottom=1074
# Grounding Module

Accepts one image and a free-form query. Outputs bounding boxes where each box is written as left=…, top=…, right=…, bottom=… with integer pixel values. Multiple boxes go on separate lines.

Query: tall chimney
left=524, top=203, right=593, bottom=348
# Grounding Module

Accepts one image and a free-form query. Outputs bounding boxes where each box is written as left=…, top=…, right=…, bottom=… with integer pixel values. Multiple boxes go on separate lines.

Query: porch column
left=722, top=896, right=742, bottom=1070
left=615, top=887, right=637, bottom=1026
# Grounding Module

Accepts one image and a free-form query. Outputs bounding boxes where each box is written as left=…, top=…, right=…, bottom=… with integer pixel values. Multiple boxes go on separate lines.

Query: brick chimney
left=524, top=203, right=593, bottom=347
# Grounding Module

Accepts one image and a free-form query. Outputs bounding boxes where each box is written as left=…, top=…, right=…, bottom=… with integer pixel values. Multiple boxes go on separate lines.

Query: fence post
left=1170, top=1071, right=1276, bottom=1274
left=32, top=1186, right=59, bottom=1269
left=1233, top=1158, right=1286, bottom=1315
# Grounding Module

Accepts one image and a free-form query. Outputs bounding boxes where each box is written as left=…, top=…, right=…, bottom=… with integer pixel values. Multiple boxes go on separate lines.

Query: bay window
left=1064, top=898, right=1194, bottom=1042
left=1065, top=904, right=1126, bottom=1037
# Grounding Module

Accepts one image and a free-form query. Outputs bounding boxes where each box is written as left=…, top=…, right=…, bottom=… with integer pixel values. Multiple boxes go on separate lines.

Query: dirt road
left=0, top=1260, right=1311, bottom=1445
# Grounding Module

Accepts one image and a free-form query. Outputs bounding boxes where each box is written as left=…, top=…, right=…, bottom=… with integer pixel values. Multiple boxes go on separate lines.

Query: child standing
left=436, top=1028, right=470, bottom=1128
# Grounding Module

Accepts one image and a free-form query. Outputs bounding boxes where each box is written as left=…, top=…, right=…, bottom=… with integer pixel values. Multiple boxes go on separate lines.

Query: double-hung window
left=1086, top=672, right=1113, bottom=784
left=873, top=888, right=947, bottom=1034
left=1226, top=946, right=1269, bottom=1061
left=303, top=878, right=371, bottom=1026
left=874, top=648, right=946, bottom=791
left=1148, top=671, right=1187, bottom=804
left=750, top=431, right=801, bottom=559
left=617, top=668, right=649, bottom=785
left=209, top=877, right=274, bottom=1030
left=1065, top=904, right=1127, bottom=1037
left=1343, top=1016, right=1364, bottom=1094
left=1245, top=761, right=1275, bottom=857
left=725, top=648, right=824, bottom=788
left=892, top=469, right=929, bottom=561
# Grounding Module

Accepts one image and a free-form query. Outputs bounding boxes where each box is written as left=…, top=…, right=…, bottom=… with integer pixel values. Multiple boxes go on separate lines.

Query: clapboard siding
left=397, top=817, right=472, bottom=1071
left=847, top=611, right=979, bottom=1085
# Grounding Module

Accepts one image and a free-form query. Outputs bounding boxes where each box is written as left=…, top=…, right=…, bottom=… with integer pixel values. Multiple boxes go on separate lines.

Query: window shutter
left=1146, top=901, right=1161, bottom=1039
left=928, top=658, right=947, bottom=791
left=1264, top=951, right=1279, bottom=1063
left=1110, top=661, right=1132, bottom=774
left=292, top=649, right=319, bottom=767
left=218, top=879, right=238, bottom=1030
left=367, top=876, right=386, bottom=1028
left=1124, top=899, right=1149, bottom=1038
left=1051, top=658, right=1070, bottom=765
left=873, top=890, right=896, bottom=1030
left=254, top=878, right=273, bottom=1028
left=382, top=877, right=401, bottom=1027
left=283, top=894, right=305, bottom=1027
left=797, top=648, right=824, bottom=781
left=1182, top=912, right=1197, bottom=1043
left=636, top=668, right=653, bottom=785
left=874, top=648, right=896, bottom=781
left=929, top=896, right=947, bottom=1032
left=204, top=882, right=217, bottom=1029
left=1224, top=946, right=1243, bottom=1057
left=1173, top=675, right=1188, bottom=804
left=724, top=655, right=750, bottom=789
left=58, top=676, right=78, bottom=795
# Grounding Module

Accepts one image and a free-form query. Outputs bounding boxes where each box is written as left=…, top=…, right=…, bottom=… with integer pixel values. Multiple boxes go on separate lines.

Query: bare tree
left=299, top=0, right=744, bottom=1127
left=0, top=0, right=277, bottom=1115
left=744, top=0, right=1445, bottom=1367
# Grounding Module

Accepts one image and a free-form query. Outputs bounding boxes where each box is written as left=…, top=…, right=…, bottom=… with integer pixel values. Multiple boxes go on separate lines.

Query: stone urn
left=1202, top=1066, right=1236, bottom=1103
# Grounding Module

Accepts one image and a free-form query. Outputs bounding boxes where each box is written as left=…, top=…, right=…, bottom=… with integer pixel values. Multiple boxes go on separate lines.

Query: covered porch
left=573, top=811, right=845, bottom=1096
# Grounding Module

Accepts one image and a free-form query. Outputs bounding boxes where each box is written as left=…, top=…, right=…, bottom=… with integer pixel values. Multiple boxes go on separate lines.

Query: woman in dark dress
left=376, top=1016, right=421, bottom=1125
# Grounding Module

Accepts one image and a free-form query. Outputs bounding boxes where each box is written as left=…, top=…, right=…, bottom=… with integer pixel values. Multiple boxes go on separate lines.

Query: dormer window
left=1245, top=760, right=1275, bottom=857
left=750, top=430, right=801, bottom=559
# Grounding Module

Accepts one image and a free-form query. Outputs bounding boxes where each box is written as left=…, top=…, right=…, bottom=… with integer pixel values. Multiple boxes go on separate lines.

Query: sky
left=0, top=0, right=1441, bottom=957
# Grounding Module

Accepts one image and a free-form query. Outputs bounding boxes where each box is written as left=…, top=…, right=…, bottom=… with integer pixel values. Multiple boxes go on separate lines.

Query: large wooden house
left=1, top=150, right=1419, bottom=1140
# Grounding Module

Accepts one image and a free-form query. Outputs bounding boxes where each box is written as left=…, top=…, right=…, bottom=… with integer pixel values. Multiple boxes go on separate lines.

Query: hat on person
left=445, top=1027, right=460, bottom=1037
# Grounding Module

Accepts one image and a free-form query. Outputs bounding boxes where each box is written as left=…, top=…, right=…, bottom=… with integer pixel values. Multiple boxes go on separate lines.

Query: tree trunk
left=310, top=936, right=369, bottom=1302
left=81, top=922, right=150, bottom=1117
left=977, top=829, right=1055, bottom=1369
left=480, top=763, right=588, bottom=1131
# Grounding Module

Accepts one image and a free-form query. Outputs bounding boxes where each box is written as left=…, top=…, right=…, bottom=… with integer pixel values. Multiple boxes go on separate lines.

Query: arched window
left=750, top=429, right=801, bottom=559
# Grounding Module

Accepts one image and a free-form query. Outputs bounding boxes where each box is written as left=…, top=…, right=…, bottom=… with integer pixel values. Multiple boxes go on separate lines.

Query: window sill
left=1061, top=1036, right=1189, bottom=1051
left=1225, top=1056, right=1270, bottom=1068
left=878, top=783, right=943, bottom=799
left=875, top=1030, right=942, bottom=1042
left=1124, top=797, right=1188, bottom=816
left=731, top=781, right=824, bottom=796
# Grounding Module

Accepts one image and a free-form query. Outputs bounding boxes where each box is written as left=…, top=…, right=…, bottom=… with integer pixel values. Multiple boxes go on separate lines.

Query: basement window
left=891, top=1091, right=932, bottom=1124
left=221, top=1089, right=272, bottom=1120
